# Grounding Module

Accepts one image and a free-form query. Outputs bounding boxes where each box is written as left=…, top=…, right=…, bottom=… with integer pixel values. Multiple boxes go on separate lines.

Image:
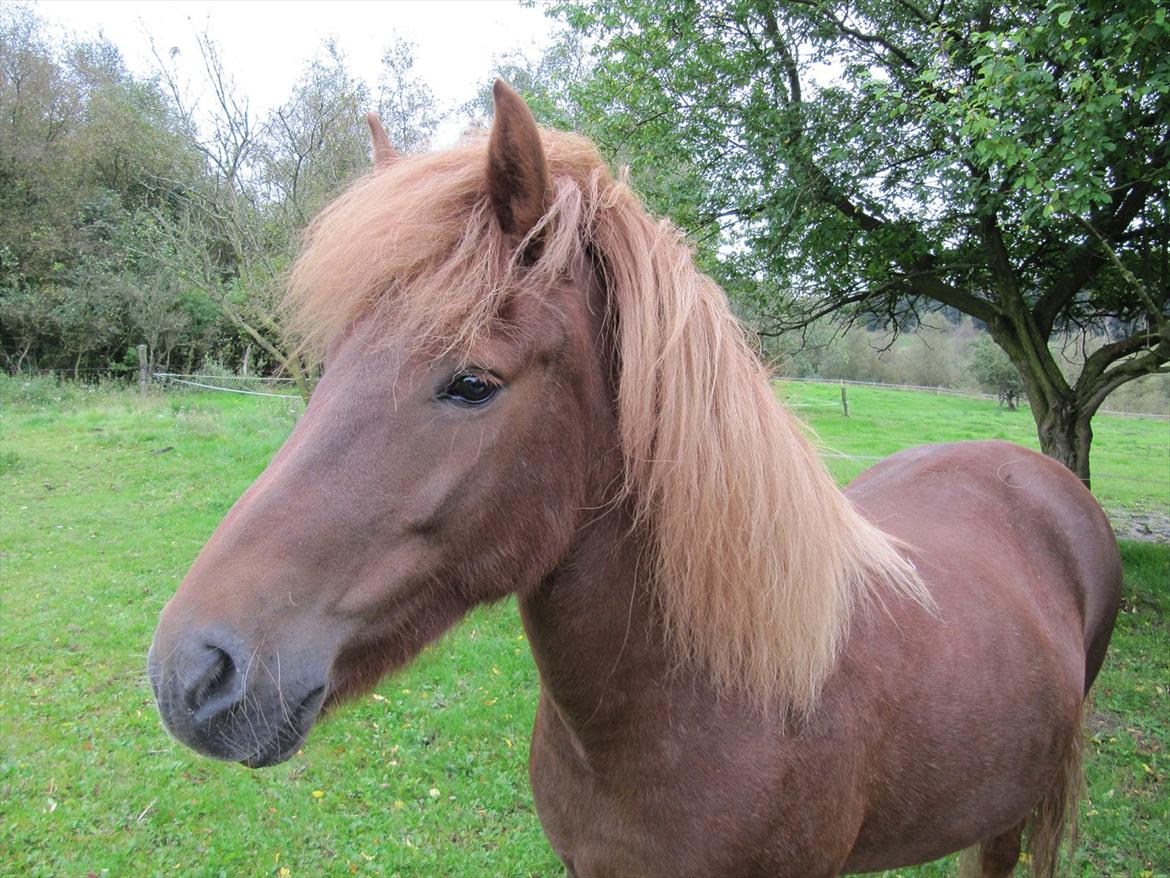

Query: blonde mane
left=288, top=129, right=931, bottom=713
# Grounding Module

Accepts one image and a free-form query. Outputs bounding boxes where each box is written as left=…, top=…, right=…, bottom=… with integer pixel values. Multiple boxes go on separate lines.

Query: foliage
left=556, top=0, right=1170, bottom=483
left=970, top=334, right=1027, bottom=407
left=464, top=28, right=592, bottom=131
left=1, top=383, right=1166, bottom=877
left=375, top=37, right=441, bottom=153
left=0, top=7, right=440, bottom=387
left=0, top=5, right=205, bottom=375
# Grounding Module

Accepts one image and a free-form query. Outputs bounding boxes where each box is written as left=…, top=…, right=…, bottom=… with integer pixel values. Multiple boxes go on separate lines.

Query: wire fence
left=779, top=376, right=1170, bottom=421
left=818, top=450, right=1166, bottom=489
left=150, top=368, right=1164, bottom=491
left=153, top=372, right=303, bottom=400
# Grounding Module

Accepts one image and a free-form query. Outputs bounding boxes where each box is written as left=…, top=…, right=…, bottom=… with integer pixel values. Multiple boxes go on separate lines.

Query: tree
left=150, top=34, right=357, bottom=398
left=0, top=6, right=211, bottom=375
left=0, top=9, right=447, bottom=381
left=261, top=40, right=373, bottom=221
left=559, top=0, right=1170, bottom=485
left=374, top=37, right=440, bottom=153
left=463, top=29, right=591, bottom=131
left=971, top=334, right=1027, bottom=409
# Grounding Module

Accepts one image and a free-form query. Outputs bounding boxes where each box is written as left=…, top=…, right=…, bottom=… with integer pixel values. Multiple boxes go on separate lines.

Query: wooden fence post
left=138, top=344, right=149, bottom=396
left=840, top=383, right=849, bottom=418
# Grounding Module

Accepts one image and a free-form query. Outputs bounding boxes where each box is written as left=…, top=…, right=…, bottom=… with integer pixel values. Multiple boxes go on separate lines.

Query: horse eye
left=442, top=372, right=499, bottom=406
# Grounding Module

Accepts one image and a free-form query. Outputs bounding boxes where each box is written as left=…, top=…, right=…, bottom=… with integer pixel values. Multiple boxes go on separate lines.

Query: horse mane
left=288, top=129, right=931, bottom=714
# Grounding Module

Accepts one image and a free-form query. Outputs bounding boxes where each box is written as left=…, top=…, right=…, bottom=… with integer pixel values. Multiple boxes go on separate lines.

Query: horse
left=148, top=81, right=1122, bottom=878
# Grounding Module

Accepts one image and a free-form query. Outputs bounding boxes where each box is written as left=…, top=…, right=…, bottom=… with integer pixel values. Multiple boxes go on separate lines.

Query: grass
left=779, top=380, right=1169, bottom=513
left=1, top=376, right=1167, bottom=878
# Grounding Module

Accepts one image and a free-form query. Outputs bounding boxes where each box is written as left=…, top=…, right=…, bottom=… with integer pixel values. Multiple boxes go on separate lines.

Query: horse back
left=847, top=439, right=1121, bottom=685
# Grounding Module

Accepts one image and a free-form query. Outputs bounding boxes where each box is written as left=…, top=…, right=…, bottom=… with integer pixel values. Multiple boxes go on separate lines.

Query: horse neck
left=517, top=503, right=673, bottom=742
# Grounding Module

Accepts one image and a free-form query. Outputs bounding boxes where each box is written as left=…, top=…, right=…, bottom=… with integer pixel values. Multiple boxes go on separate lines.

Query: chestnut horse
left=149, top=83, right=1121, bottom=878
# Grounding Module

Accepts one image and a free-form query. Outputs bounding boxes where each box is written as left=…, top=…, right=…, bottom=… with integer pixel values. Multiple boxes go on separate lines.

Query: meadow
left=1, top=376, right=1166, bottom=878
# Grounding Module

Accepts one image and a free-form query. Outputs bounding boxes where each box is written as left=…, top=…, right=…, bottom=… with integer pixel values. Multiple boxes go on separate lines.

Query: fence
left=153, top=372, right=303, bottom=399
left=145, top=364, right=1168, bottom=423
left=814, top=448, right=1164, bottom=490
left=779, top=375, right=1170, bottom=421
left=135, top=344, right=304, bottom=399
left=141, top=357, right=1164, bottom=497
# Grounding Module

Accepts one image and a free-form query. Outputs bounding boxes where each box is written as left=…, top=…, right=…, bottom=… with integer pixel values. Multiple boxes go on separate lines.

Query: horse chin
left=240, top=685, right=327, bottom=769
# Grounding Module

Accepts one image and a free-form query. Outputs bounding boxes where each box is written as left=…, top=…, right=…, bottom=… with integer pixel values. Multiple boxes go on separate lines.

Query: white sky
left=32, top=0, right=558, bottom=145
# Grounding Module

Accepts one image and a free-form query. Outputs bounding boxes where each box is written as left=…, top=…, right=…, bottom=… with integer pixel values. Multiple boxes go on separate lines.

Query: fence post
left=138, top=344, right=149, bottom=396
left=840, top=383, right=849, bottom=418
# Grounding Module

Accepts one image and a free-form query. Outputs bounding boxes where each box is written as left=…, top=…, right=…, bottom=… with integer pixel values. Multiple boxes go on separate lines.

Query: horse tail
left=1024, top=703, right=1085, bottom=878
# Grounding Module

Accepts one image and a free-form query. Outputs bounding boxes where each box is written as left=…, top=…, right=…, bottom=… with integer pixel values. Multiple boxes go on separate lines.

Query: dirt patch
left=1109, top=509, right=1170, bottom=545
left=1085, top=709, right=1124, bottom=738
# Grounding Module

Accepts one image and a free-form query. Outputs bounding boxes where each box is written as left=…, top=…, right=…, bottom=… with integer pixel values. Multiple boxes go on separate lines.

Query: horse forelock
left=287, top=126, right=931, bottom=714
left=286, top=131, right=602, bottom=360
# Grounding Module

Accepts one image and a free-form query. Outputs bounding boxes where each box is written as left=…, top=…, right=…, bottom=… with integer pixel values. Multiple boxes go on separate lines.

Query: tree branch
left=1079, top=341, right=1170, bottom=418
left=1035, top=178, right=1154, bottom=335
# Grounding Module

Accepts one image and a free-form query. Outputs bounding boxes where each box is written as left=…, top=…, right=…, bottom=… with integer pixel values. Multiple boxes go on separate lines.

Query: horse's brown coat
left=148, top=83, right=1121, bottom=877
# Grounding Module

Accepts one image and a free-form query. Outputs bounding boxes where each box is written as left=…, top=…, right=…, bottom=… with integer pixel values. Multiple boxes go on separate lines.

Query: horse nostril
left=184, top=645, right=238, bottom=714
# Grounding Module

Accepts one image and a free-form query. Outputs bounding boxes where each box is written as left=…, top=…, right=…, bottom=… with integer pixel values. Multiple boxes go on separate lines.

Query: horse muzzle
left=147, top=625, right=328, bottom=768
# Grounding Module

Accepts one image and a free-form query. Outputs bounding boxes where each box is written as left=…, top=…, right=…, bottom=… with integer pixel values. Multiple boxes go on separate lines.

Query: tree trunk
left=992, top=321, right=1095, bottom=489
left=1032, top=397, right=1093, bottom=488
left=11, top=339, right=32, bottom=373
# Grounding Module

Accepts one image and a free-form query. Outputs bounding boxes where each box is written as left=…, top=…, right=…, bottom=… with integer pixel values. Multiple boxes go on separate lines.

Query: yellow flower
left=311, top=790, right=324, bottom=799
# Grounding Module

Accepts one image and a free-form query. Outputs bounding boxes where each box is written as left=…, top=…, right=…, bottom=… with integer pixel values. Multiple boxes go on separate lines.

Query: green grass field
left=778, top=380, right=1169, bottom=513
left=1, top=377, right=1167, bottom=878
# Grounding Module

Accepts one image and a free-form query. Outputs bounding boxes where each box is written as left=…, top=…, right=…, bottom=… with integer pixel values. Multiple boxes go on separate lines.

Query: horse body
left=148, top=83, right=1122, bottom=877
left=521, top=441, right=1120, bottom=877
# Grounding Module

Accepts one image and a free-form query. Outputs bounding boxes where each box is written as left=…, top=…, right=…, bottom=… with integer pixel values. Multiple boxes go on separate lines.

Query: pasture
left=1, top=376, right=1166, bottom=878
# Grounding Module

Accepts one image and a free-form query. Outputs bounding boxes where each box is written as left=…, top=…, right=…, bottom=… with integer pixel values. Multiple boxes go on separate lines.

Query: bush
left=969, top=335, right=1026, bottom=408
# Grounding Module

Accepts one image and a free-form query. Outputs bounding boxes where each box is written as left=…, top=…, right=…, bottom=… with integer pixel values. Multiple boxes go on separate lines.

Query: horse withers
left=148, top=82, right=1121, bottom=877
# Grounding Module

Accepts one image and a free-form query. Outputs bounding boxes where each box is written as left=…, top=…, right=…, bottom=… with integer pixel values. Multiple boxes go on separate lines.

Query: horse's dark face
left=148, top=262, right=612, bottom=766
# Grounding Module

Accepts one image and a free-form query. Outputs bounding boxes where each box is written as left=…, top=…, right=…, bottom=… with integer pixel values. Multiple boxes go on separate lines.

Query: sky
left=32, top=0, right=559, bottom=145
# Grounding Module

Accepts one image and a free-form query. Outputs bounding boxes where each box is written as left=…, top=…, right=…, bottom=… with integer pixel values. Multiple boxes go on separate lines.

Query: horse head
left=147, top=82, right=617, bottom=766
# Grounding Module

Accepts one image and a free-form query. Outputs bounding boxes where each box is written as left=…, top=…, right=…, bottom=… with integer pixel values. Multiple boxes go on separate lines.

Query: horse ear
left=367, top=113, right=399, bottom=168
left=487, top=80, right=548, bottom=236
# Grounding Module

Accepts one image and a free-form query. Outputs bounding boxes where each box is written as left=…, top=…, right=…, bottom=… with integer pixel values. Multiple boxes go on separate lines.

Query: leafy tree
left=1, top=8, right=448, bottom=383
left=0, top=6, right=209, bottom=374
left=151, top=36, right=354, bottom=397
left=464, top=29, right=591, bottom=131
left=1, top=6, right=86, bottom=301
left=261, top=40, right=373, bottom=220
left=559, top=0, right=1170, bottom=485
left=970, top=334, right=1027, bottom=408
left=375, top=37, right=440, bottom=153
